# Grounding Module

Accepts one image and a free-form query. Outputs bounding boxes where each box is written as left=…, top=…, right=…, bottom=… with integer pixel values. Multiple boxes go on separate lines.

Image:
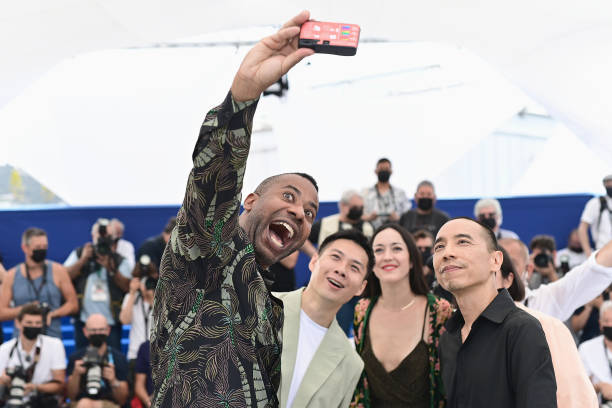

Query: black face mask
left=347, top=206, right=363, bottom=221
left=31, top=249, right=47, bottom=263
left=420, top=248, right=432, bottom=263
left=417, top=198, right=433, bottom=211
left=607, top=186, right=612, bottom=198
left=377, top=170, right=391, bottom=183
left=22, top=326, right=42, bottom=340
left=89, top=334, right=108, bottom=348
left=603, top=326, right=612, bottom=341
left=479, top=216, right=497, bottom=230
left=569, top=245, right=583, bottom=253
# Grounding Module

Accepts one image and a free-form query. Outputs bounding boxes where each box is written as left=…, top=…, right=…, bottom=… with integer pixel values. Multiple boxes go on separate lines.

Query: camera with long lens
left=82, top=346, right=107, bottom=397
left=89, top=219, right=119, bottom=272
left=1, top=366, right=28, bottom=408
left=39, top=302, right=51, bottom=335
left=534, top=251, right=553, bottom=268
left=134, top=255, right=158, bottom=280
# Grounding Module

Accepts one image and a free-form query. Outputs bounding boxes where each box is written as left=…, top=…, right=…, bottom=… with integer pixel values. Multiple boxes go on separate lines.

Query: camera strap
left=24, top=262, right=48, bottom=302
left=140, top=294, right=151, bottom=337
left=10, top=337, right=42, bottom=381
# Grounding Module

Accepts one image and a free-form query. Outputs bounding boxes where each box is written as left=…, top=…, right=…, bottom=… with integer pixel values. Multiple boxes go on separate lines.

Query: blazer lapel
left=280, top=289, right=303, bottom=408
left=292, top=319, right=347, bottom=407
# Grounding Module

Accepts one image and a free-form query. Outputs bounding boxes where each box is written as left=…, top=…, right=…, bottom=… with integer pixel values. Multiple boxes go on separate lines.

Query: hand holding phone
left=299, top=21, right=361, bottom=56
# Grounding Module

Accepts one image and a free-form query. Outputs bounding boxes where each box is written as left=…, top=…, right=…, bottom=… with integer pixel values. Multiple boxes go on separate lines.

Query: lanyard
left=374, top=184, right=397, bottom=212
left=9, top=337, right=41, bottom=379
left=139, top=293, right=151, bottom=337
left=24, top=262, right=47, bottom=302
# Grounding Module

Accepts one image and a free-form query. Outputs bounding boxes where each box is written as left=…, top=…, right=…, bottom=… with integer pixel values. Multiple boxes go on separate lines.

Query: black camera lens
left=534, top=253, right=551, bottom=268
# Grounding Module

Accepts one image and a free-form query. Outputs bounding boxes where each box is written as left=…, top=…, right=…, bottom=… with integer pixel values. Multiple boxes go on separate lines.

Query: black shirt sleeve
left=508, top=316, right=557, bottom=408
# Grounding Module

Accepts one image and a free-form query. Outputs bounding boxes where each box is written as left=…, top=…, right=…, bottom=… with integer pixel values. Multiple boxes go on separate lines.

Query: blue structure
left=0, top=194, right=594, bottom=347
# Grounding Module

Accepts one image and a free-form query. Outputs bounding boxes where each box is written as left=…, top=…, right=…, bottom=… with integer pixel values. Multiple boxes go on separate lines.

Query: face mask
left=420, top=248, right=432, bottom=263
left=22, top=326, right=42, bottom=340
left=603, top=326, right=612, bottom=341
left=89, top=334, right=108, bottom=348
left=377, top=170, right=391, bottom=183
left=479, top=215, right=497, bottom=230
left=417, top=198, right=433, bottom=211
left=347, top=206, right=363, bottom=221
left=607, top=186, right=612, bottom=198
left=31, top=249, right=47, bottom=263
left=569, top=245, right=583, bottom=253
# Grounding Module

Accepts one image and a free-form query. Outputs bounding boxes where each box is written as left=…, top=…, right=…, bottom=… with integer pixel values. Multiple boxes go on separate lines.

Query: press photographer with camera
left=0, top=304, right=66, bottom=408
left=66, top=313, right=128, bottom=408
left=64, top=219, right=131, bottom=351
left=0, top=228, right=78, bottom=339
left=528, top=234, right=560, bottom=289
left=119, top=255, right=156, bottom=363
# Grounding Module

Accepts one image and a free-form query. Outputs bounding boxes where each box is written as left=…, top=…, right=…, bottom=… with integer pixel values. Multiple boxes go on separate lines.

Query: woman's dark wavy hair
left=365, top=223, right=429, bottom=299
left=499, top=246, right=526, bottom=302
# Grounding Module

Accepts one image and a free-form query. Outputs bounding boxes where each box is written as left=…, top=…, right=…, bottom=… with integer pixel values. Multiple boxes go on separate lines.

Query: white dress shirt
left=579, top=335, right=612, bottom=386
left=524, top=250, right=612, bottom=321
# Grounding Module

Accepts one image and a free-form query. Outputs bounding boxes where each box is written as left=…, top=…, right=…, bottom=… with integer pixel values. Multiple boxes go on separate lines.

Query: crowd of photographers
left=0, top=217, right=174, bottom=408
left=0, top=165, right=610, bottom=407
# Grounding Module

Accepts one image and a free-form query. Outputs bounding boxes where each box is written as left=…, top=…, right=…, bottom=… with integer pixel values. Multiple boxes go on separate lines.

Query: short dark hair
left=366, top=223, right=429, bottom=299
left=22, top=227, right=47, bottom=246
left=499, top=246, right=526, bottom=301
left=164, top=217, right=177, bottom=235
left=254, top=172, right=319, bottom=195
left=18, top=304, right=43, bottom=321
left=412, top=229, right=434, bottom=242
left=376, top=158, right=391, bottom=166
left=319, top=230, right=374, bottom=277
left=439, top=217, right=498, bottom=252
left=530, top=235, right=556, bottom=253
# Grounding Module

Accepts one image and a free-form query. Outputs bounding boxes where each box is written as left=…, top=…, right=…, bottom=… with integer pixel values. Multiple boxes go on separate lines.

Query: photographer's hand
left=24, top=383, right=36, bottom=395
left=230, top=10, right=314, bottom=102
left=102, top=363, right=116, bottom=383
left=81, top=243, right=94, bottom=260
left=0, top=373, right=10, bottom=386
left=74, top=360, right=86, bottom=376
left=537, top=261, right=559, bottom=282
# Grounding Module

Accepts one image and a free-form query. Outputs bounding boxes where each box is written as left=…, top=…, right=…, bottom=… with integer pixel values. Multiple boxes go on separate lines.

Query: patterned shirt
left=151, top=92, right=283, bottom=408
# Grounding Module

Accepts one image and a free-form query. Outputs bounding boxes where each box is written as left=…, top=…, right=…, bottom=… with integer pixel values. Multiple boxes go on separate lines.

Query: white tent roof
left=1, top=1, right=611, bottom=204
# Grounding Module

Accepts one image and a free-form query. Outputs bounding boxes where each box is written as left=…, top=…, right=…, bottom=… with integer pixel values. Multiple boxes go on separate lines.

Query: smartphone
left=299, top=21, right=360, bottom=56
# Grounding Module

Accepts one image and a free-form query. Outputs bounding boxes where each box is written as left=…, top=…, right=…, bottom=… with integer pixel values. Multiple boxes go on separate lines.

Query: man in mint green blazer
left=274, top=230, right=374, bottom=408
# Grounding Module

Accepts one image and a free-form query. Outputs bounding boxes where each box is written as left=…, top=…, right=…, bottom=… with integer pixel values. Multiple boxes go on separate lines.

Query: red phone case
left=299, top=21, right=360, bottom=56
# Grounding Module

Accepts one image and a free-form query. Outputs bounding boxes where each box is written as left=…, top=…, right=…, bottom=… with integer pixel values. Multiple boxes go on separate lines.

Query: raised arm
left=170, top=11, right=314, bottom=262
left=528, top=239, right=612, bottom=321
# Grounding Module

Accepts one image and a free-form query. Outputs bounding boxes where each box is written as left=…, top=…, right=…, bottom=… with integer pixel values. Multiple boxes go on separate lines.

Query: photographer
left=0, top=228, right=78, bottom=339
left=120, top=256, right=156, bottom=361
left=0, top=304, right=66, bottom=408
left=528, top=234, right=560, bottom=289
left=136, top=217, right=175, bottom=270
left=64, top=219, right=131, bottom=351
left=66, top=314, right=128, bottom=408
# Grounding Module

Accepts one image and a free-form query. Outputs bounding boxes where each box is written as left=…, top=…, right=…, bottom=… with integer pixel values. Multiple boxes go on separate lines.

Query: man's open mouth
left=327, top=278, right=345, bottom=289
left=268, top=221, right=295, bottom=249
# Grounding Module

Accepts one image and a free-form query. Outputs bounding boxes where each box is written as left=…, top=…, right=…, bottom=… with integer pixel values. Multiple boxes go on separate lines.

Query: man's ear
left=492, top=250, right=503, bottom=272
left=356, top=279, right=368, bottom=297
left=243, top=193, right=259, bottom=212
left=308, top=252, right=319, bottom=273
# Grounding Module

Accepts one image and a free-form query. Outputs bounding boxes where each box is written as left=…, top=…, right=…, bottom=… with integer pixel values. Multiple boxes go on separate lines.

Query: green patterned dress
left=150, top=92, right=283, bottom=408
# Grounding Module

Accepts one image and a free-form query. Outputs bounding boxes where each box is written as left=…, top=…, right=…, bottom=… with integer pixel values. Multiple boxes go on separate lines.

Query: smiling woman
left=352, top=223, right=452, bottom=408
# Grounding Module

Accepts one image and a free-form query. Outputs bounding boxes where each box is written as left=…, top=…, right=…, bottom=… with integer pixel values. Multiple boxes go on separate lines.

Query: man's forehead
left=437, top=219, right=483, bottom=241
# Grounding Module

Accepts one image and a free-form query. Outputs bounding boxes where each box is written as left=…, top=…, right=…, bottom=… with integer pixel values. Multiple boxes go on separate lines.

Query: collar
left=18, top=335, right=41, bottom=355
left=445, top=289, right=515, bottom=332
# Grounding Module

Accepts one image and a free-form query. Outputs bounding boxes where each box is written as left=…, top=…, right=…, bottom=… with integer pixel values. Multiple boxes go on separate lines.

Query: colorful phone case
left=299, top=21, right=360, bottom=56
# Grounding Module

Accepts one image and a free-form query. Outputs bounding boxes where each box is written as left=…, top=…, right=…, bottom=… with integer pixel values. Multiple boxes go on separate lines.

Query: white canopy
left=1, top=1, right=610, bottom=205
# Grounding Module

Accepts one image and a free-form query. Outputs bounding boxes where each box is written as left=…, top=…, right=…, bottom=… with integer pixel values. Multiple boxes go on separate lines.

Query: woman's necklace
left=381, top=296, right=416, bottom=311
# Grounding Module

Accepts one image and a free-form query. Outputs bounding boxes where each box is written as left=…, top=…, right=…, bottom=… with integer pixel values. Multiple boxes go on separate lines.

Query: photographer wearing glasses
left=66, top=314, right=128, bottom=408
left=64, top=219, right=132, bottom=351
left=0, top=228, right=78, bottom=339
left=0, top=304, right=66, bottom=408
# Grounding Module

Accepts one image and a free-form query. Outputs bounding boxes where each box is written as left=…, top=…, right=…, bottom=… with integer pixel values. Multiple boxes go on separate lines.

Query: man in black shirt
left=433, top=217, right=556, bottom=407
left=399, top=180, right=449, bottom=236
left=136, top=217, right=175, bottom=269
